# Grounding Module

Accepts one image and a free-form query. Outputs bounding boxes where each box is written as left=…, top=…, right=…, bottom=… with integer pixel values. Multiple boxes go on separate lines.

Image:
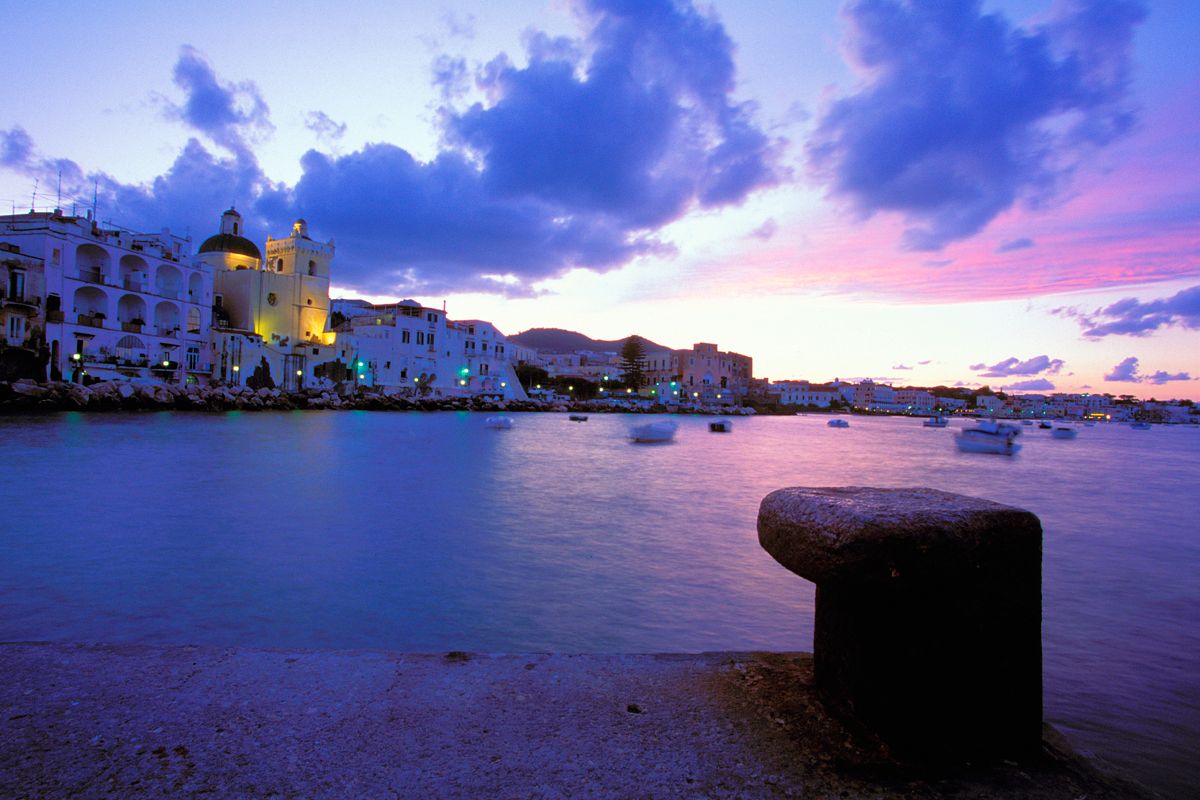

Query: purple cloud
left=1103, top=357, right=1189, bottom=383
left=164, top=46, right=272, bottom=156
left=971, top=355, right=1064, bottom=378
left=1058, top=284, right=1200, bottom=337
left=1105, top=356, right=1141, bottom=381
left=892, top=363, right=913, bottom=370
left=1003, top=379, right=1056, bottom=391
left=0, top=3, right=785, bottom=297
left=748, top=218, right=778, bottom=240
left=305, top=111, right=346, bottom=145
left=808, top=0, right=1145, bottom=251
left=996, top=237, right=1035, bottom=253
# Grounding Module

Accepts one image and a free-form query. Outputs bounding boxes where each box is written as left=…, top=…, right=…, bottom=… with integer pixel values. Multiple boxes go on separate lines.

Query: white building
left=0, top=209, right=213, bottom=384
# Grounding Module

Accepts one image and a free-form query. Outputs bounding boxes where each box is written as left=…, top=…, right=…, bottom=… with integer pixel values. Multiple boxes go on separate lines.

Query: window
left=7, top=315, right=24, bottom=344
left=312, top=348, right=319, bottom=355
left=401, top=330, right=411, bottom=344
left=233, top=222, right=239, bottom=235
left=276, top=258, right=284, bottom=272
left=417, top=332, right=425, bottom=345
left=384, top=361, right=391, bottom=369
left=480, top=363, right=489, bottom=375
left=267, top=293, right=277, bottom=306
left=306, top=298, right=312, bottom=306
left=186, top=346, right=199, bottom=370
left=482, top=343, right=487, bottom=351
left=7, top=270, right=24, bottom=299
left=427, top=333, right=434, bottom=346
left=308, top=260, right=317, bottom=276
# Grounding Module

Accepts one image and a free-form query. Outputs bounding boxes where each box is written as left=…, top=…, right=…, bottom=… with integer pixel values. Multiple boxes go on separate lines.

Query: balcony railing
left=75, top=270, right=105, bottom=284
left=121, top=322, right=145, bottom=333
left=76, top=314, right=106, bottom=328
left=156, top=326, right=179, bottom=338
left=123, top=279, right=147, bottom=292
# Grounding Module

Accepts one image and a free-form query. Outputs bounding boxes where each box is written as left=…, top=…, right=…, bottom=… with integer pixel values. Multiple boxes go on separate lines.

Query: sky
left=2, top=0, right=1198, bottom=399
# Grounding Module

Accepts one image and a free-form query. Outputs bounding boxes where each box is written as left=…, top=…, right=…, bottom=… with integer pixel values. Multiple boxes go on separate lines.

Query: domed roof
left=198, top=233, right=262, bottom=260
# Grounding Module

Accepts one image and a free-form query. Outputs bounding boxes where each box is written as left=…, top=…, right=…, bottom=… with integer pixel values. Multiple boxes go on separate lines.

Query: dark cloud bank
left=1104, top=356, right=1191, bottom=384
left=0, top=0, right=784, bottom=296
left=1055, top=284, right=1200, bottom=337
left=807, top=0, right=1145, bottom=251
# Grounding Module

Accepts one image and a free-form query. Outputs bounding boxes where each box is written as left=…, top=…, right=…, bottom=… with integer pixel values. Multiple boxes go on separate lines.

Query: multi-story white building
left=0, top=209, right=213, bottom=385
left=330, top=299, right=526, bottom=399
left=768, top=381, right=840, bottom=408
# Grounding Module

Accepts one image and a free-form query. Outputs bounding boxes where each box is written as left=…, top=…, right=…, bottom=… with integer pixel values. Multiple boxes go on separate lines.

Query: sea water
left=2, top=411, right=1197, bottom=797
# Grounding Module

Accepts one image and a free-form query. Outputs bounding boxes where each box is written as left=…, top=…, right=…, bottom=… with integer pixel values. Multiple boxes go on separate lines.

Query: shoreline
left=0, top=642, right=1153, bottom=799
left=0, top=378, right=759, bottom=416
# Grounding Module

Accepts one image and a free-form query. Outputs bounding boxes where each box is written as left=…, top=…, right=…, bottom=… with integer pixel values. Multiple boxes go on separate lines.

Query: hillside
left=509, top=328, right=670, bottom=354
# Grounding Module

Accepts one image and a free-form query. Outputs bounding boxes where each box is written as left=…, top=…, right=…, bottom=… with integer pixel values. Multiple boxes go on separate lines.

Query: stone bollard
left=758, top=487, right=1043, bottom=763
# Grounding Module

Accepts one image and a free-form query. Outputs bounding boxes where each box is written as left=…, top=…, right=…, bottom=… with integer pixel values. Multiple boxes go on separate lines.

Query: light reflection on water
left=2, top=411, right=1197, bottom=797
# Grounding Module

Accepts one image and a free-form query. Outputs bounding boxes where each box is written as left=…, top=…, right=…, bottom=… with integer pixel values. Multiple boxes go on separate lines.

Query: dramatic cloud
left=1003, top=378, right=1055, bottom=391
left=305, top=111, right=347, bottom=145
left=163, top=46, right=273, bottom=156
left=1056, top=284, right=1200, bottom=337
left=1105, top=356, right=1140, bottom=381
left=1105, top=356, right=1191, bottom=384
left=0, top=4, right=785, bottom=296
left=808, top=0, right=1145, bottom=250
left=970, top=355, right=1064, bottom=378
left=996, top=237, right=1034, bottom=253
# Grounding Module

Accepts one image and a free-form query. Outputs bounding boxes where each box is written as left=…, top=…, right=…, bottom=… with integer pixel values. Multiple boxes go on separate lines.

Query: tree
left=619, top=335, right=647, bottom=388
left=515, top=363, right=549, bottom=391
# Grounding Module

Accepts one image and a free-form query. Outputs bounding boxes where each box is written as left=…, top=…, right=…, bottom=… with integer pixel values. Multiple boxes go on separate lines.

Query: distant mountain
left=509, top=328, right=670, bottom=354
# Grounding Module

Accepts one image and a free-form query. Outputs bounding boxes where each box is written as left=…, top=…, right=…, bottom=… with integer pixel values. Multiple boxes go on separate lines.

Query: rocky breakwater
left=0, top=379, right=754, bottom=416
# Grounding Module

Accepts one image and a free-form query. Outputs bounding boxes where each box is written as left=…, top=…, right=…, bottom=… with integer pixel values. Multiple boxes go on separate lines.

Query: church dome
left=198, top=232, right=262, bottom=260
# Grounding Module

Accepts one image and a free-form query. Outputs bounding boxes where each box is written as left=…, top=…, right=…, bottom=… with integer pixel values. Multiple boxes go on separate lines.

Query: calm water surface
left=2, top=411, right=1197, bottom=797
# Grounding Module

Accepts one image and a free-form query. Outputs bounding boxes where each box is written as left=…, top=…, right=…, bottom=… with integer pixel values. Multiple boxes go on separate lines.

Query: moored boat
left=1051, top=427, right=1077, bottom=440
left=955, top=420, right=1021, bottom=455
left=1131, top=421, right=1152, bottom=430
left=569, top=414, right=588, bottom=422
left=923, top=416, right=948, bottom=428
left=827, top=418, right=849, bottom=428
left=630, top=420, right=678, bottom=443
left=485, top=416, right=513, bottom=429
left=709, top=419, right=733, bottom=432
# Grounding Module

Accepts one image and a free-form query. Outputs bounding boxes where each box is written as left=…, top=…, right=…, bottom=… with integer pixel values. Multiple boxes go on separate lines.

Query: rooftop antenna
left=56, top=168, right=62, bottom=211
left=30, top=179, right=38, bottom=212
left=92, top=180, right=98, bottom=220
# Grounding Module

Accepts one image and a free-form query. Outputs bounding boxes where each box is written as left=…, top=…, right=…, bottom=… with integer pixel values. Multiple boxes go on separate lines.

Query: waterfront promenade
left=0, top=643, right=1148, bottom=799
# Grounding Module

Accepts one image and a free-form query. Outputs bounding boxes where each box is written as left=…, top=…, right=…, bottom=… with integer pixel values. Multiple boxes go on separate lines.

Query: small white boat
left=630, top=420, right=678, bottom=443
left=1051, top=427, right=1077, bottom=440
left=923, top=416, right=948, bottom=428
left=485, top=416, right=513, bottom=429
left=1038, top=421, right=1052, bottom=429
left=569, top=414, right=588, bottom=422
left=827, top=418, right=850, bottom=428
left=709, top=419, right=733, bottom=432
left=955, top=420, right=1021, bottom=455
left=1021, top=420, right=1034, bottom=426
left=1131, top=421, right=1152, bottom=430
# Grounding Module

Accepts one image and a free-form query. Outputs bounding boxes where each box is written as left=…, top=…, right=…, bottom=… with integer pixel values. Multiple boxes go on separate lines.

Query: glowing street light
left=296, top=370, right=303, bottom=376
left=232, top=365, right=240, bottom=372
left=71, top=353, right=81, bottom=361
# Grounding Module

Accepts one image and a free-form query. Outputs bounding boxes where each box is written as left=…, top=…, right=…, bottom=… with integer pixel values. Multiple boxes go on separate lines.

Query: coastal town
left=0, top=206, right=1194, bottom=423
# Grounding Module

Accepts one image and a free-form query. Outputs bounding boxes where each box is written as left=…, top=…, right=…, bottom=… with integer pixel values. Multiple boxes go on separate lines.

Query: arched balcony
left=117, top=294, right=148, bottom=332
left=72, top=286, right=109, bottom=327
left=119, top=255, right=149, bottom=292
left=186, top=307, right=201, bottom=335
left=154, top=300, right=181, bottom=338
left=75, top=244, right=111, bottom=284
left=155, top=264, right=182, bottom=299
left=115, top=335, right=148, bottom=366
left=187, top=271, right=204, bottom=303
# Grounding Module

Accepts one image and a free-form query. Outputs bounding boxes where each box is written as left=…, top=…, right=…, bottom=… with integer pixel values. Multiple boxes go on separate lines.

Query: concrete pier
left=758, top=486, right=1044, bottom=763
left=0, top=643, right=1146, bottom=799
